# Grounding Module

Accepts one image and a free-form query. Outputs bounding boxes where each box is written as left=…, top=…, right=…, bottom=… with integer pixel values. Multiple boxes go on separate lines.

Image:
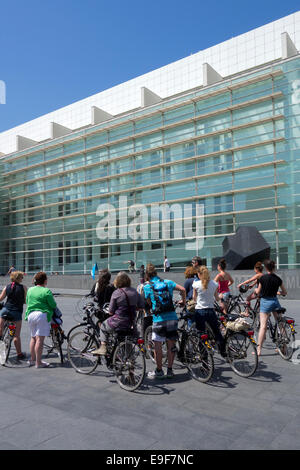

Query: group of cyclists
left=82, top=256, right=289, bottom=379
left=0, top=254, right=288, bottom=376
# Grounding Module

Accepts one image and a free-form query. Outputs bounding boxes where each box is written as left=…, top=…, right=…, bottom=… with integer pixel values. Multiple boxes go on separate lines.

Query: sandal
left=17, top=352, right=27, bottom=360
left=35, top=361, right=50, bottom=369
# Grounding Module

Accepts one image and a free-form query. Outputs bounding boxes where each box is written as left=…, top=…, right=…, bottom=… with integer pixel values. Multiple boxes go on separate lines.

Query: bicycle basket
left=186, top=299, right=196, bottom=313
left=226, top=318, right=251, bottom=332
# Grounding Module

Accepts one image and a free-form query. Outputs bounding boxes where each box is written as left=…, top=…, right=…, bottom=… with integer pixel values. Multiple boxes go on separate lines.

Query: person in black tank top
left=0, top=271, right=27, bottom=360
left=90, top=269, right=115, bottom=308
left=255, top=260, right=287, bottom=357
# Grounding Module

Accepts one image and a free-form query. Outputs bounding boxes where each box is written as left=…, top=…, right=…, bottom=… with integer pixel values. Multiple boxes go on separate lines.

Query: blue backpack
left=147, top=278, right=174, bottom=316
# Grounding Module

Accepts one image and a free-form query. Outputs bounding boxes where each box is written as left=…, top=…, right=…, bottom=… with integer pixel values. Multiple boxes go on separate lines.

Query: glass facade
left=1, top=56, right=300, bottom=273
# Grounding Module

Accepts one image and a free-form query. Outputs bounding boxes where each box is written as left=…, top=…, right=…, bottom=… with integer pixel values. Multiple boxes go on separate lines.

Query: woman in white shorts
left=25, top=272, right=57, bottom=368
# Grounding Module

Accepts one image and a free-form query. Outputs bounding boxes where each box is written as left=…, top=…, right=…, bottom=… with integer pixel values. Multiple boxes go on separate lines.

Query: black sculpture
left=212, top=226, right=270, bottom=270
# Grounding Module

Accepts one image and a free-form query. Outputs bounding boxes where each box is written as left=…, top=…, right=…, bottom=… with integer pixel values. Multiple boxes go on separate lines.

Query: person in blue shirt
left=143, top=263, right=186, bottom=379
left=184, top=266, right=198, bottom=301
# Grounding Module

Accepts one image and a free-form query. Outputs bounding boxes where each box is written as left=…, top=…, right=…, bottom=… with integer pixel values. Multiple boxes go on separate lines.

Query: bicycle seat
left=1, top=313, right=15, bottom=321
left=180, top=312, right=194, bottom=321
left=115, top=328, right=134, bottom=337
left=226, top=313, right=239, bottom=322
left=274, top=308, right=286, bottom=314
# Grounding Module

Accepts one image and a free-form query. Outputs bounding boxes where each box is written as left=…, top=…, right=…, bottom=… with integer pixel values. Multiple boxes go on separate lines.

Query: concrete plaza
left=0, top=294, right=299, bottom=450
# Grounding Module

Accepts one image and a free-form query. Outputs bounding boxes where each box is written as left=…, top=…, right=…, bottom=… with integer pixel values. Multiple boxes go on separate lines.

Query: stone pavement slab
left=0, top=295, right=299, bottom=450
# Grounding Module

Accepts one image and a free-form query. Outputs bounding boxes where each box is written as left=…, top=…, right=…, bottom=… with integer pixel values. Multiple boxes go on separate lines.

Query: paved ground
left=0, top=295, right=299, bottom=451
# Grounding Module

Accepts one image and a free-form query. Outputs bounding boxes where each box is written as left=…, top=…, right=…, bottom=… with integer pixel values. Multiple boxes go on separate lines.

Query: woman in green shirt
left=25, top=272, right=57, bottom=368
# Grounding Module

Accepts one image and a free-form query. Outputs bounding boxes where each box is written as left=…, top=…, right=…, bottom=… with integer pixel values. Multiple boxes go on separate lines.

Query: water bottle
left=0, top=341, right=6, bottom=365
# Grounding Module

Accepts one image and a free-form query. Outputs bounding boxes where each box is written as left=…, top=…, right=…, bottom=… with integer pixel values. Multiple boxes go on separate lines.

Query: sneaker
left=92, top=344, right=107, bottom=356
left=166, top=368, right=175, bottom=378
left=147, top=369, right=165, bottom=379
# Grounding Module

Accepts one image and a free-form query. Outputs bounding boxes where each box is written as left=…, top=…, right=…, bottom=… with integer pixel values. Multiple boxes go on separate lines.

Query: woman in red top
left=214, top=259, right=234, bottom=314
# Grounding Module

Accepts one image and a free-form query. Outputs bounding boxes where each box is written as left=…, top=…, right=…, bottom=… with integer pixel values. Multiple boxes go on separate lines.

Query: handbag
left=226, top=317, right=250, bottom=332
left=186, top=299, right=196, bottom=313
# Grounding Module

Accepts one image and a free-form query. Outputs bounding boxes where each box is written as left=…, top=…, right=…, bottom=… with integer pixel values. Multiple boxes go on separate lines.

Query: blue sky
left=0, top=0, right=299, bottom=132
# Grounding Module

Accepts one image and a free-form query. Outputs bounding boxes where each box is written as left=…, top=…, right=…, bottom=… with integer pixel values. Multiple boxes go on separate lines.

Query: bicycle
left=0, top=313, right=17, bottom=365
left=214, top=289, right=260, bottom=327
left=42, top=294, right=66, bottom=364
left=205, top=312, right=258, bottom=378
left=66, top=301, right=109, bottom=343
left=43, top=319, right=66, bottom=364
left=67, top=319, right=146, bottom=392
left=253, top=307, right=296, bottom=360
left=176, top=309, right=215, bottom=383
left=214, top=294, right=241, bottom=316
left=237, top=285, right=260, bottom=324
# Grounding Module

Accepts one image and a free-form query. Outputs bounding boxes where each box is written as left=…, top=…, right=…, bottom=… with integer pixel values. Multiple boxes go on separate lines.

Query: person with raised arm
left=255, top=260, right=287, bottom=357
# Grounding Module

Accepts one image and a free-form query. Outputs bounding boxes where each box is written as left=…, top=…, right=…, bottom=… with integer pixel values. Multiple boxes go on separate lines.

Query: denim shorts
left=0, top=306, right=23, bottom=322
left=221, top=292, right=230, bottom=301
left=260, top=297, right=281, bottom=314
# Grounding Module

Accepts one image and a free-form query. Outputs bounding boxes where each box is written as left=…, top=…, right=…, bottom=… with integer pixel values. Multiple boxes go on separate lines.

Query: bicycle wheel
left=204, top=322, right=218, bottom=354
left=43, top=329, right=55, bottom=358
left=275, top=320, right=295, bottom=361
left=247, top=307, right=257, bottom=326
left=67, top=330, right=99, bottom=374
left=52, top=328, right=64, bottom=364
left=144, top=325, right=167, bottom=365
left=3, top=325, right=12, bottom=364
left=76, top=296, right=90, bottom=314
left=113, top=339, right=145, bottom=391
left=135, top=311, right=144, bottom=337
left=66, top=323, right=88, bottom=343
left=183, top=333, right=214, bottom=383
left=228, top=301, right=241, bottom=316
left=226, top=332, right=258, bottom=378
left=253, top=314, right=260, bottom=343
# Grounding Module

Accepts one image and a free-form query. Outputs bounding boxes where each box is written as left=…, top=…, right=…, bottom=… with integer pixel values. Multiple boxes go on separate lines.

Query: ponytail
left=198, top=266, right=210, bottom=290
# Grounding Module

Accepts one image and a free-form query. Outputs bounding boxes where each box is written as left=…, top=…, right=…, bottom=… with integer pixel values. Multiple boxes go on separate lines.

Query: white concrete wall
left=0, top=11, right=299, bottom=155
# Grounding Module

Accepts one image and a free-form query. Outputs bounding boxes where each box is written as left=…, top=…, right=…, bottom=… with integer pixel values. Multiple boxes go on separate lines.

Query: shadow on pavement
left=248, top=360, right=282, bottom=383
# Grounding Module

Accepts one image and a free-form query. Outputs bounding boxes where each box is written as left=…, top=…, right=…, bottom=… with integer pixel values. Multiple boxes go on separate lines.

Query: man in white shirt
left=164, top=256, right=170, bottom=272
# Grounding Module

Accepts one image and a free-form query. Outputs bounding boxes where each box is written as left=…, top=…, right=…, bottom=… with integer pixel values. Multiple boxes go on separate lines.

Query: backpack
left=147, top=278, right=174, bottom=316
